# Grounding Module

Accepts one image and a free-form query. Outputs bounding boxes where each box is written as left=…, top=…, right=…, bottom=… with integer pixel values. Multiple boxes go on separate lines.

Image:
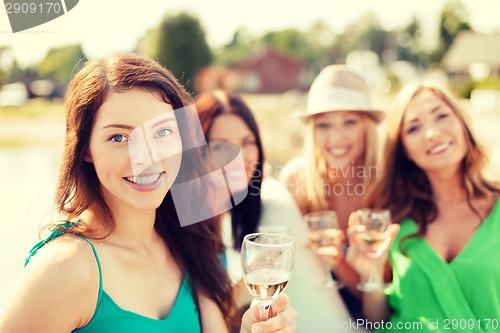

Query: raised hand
left=240, top=293, right=297, bottom=333
left=346, top=211, right=400, bottom=290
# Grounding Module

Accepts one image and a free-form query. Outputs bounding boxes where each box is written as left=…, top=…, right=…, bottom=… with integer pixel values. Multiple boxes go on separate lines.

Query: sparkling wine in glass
left=354, top=208, right=392, bottom=292
left=241, top=233, right=295, bottom=320
left=304, top=210, right=344, bottom=289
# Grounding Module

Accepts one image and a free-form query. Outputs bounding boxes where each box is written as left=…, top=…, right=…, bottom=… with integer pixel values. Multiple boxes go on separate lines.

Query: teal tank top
left=25, top=222, right=202, bottom=333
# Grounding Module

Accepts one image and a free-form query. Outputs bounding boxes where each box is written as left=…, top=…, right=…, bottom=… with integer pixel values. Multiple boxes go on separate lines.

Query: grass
left=0, top=99, right=65, bottom=148
left=0, top=98, right=64, bottom=118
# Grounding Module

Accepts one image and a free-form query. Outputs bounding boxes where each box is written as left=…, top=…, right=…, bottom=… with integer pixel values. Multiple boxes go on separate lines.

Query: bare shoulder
left=279, top=157, right=309, bottom=183
left=279, top=157, right=310, bottom=214
left=0, top=234, right=100, bottom=332
left=23, top=234, right=98, bottom=281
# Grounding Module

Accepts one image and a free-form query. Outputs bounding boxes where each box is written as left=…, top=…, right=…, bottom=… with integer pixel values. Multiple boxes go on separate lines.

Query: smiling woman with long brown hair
left=347, top=82, right=500, bottom=332
left=0, top=53, right=296, bottom=333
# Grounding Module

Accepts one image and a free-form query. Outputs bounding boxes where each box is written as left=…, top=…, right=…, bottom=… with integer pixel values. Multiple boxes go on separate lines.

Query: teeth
left=429, top=143, right=450, bottom=154
left=330, top=147, right=349, bottom=156
left=126, top=173, right=162, bottom=185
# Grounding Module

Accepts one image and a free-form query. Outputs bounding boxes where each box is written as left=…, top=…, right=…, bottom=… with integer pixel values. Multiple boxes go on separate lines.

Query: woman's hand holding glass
left=304, top=210, right=345, bottom=289
left=346, top=209, right=400, bottom=292
left=241, top=233, right=295, bottom=321
left=240, top=293, right=297, bottom=333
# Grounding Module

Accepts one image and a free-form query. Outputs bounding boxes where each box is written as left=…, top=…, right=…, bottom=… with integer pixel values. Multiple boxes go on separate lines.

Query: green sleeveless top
left=25, top=222, right=201, bottom=333
left=378, top=200, right=500, bottom=333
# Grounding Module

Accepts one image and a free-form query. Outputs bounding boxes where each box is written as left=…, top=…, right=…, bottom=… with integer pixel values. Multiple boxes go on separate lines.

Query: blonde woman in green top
left=0, top=54, right=296, bottom=333
left=347, top=82, right=500, bottom=332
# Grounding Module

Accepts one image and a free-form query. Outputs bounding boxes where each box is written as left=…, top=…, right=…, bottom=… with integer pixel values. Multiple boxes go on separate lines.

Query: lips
left=427, top=142, right=452, bottom=155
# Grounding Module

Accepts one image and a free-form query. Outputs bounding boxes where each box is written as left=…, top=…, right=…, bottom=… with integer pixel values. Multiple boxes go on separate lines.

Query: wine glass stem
left=324, top=263, right=335, bottom=287
left=259, top=303, right=271, bottom=321
left=367, top=261, right=380, bottom=286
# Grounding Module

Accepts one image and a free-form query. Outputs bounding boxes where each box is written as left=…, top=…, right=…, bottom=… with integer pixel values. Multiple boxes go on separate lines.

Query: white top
left=223, top=177, right=366, bottom=332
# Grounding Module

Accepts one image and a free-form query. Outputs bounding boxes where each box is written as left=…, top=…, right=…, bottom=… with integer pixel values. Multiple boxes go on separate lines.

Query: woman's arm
left=0, top=237, right=99, bottom=333
left=346, top=222, right=400, bottom=322
left=198, top=292, right=230, bottom=333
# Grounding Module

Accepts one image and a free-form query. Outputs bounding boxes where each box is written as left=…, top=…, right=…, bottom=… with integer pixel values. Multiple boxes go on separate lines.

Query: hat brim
left=293, top=108, right=386, bottom=124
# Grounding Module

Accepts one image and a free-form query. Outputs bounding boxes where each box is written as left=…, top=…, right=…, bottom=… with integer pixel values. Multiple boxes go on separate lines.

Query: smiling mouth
left=427, top=142, right=452, bottom=155
left=124, top=172, right=164, bottom=185
left=327, top=146, right=350, bottom=157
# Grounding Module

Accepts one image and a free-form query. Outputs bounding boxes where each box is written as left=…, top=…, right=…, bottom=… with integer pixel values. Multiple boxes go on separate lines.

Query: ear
left=84, top=151, right=93, bottom=163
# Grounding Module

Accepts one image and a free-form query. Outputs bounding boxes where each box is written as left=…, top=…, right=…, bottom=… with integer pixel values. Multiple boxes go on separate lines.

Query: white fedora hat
left=296, top=65, right=385, bottom=123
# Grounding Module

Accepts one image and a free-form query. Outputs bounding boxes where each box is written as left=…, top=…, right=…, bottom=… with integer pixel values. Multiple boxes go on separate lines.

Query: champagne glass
left=304, top=210, right=344, bottom=289
left=241, top=233, right=295, bottom=320
left=353, top=208, right=392, bottom=292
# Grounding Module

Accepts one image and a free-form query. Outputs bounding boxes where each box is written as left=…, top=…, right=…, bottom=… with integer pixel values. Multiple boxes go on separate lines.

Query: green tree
left=395, top=16, right=428, bottom=66
left=37, top=44, right=86, bottom=83
left=328, top=11, right=390, bottom=63
left=261, top=29, right=311, bottom=60
left=0, top=46, right=16, bottom=85
left=435, top=0, right=471, bottom=62
left=140, top=12, right=212, bottom=94
left=214, top=28, right=256, bottom=65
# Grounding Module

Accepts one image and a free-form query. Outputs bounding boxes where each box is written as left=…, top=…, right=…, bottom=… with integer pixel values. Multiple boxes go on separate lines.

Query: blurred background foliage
left=0, top=0, right=489, bottom=98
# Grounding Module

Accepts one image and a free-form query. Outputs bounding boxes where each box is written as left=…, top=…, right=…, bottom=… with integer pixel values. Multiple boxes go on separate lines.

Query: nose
left=128, top=128, right=153, bottom=176
left=326, top=126, right=344, bottom=143
left=424, top=125, right=441, bottom=141
left=130, top=146, right=152, bottom=166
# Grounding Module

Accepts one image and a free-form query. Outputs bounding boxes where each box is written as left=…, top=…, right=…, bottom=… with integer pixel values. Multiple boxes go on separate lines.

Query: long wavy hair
left=194, top=91, right=264, bottom=250
left=54, top=53, right=233, bottom=324
left=303, top=113, right=380, bottom=211
left=365, top=82, right=500, bottom=236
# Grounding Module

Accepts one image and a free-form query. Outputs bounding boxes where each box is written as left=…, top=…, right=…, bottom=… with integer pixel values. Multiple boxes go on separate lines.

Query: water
left=0, top=147, right=61, bottom=311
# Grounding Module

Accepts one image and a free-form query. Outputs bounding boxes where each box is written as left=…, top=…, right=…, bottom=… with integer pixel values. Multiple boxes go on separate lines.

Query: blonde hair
left=304, top=113, right=380, bottom=211
left=366, top=82, right=500, bottom=230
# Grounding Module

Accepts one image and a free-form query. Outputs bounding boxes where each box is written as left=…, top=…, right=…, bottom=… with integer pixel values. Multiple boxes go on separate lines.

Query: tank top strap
left=25, top=220, right=78, bottom=266
left=75, top=234, right=103, bottom=297
left=24, top=219, right=104, bottom=300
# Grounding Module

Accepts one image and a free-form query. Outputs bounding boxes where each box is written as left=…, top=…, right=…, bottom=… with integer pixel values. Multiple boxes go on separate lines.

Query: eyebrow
left=405, top=105, right=445, bottom=124
left=151, top=116, right=176, bottom=128
left=101, top=116, right=176, bottom=130
left=210, top=133, right=255, bottom=142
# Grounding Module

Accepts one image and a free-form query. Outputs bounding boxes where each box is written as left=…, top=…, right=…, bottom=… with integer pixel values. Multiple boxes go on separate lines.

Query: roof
left=442, top=31, right=500, bottom=71
left=235, top=48, right=302, bottom=72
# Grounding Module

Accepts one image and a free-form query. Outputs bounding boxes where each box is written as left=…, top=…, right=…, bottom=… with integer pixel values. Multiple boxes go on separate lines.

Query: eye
left=406, top=125, right=420, bottom=134
left=437, top=113, right=449, bottom=120
left=155, top=128, right=172, bottom=138
left=314, top=122, right=331, bottom=129
left=242, top=139, right=256, bottom=147
left=210, top=142, right=226, bottom=152
left=344, top=118, right=359, bottom=126
left=109, top=134, right=128, bottom=143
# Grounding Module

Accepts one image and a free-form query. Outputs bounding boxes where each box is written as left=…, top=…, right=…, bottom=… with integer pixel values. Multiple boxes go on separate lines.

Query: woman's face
left=313, top=111, right=366, bottom=169
left=208, top=113, right=260, bottom=188
left=86, top=88, right=183, bottom=213
left=401, top=89, right=467, bottom=175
